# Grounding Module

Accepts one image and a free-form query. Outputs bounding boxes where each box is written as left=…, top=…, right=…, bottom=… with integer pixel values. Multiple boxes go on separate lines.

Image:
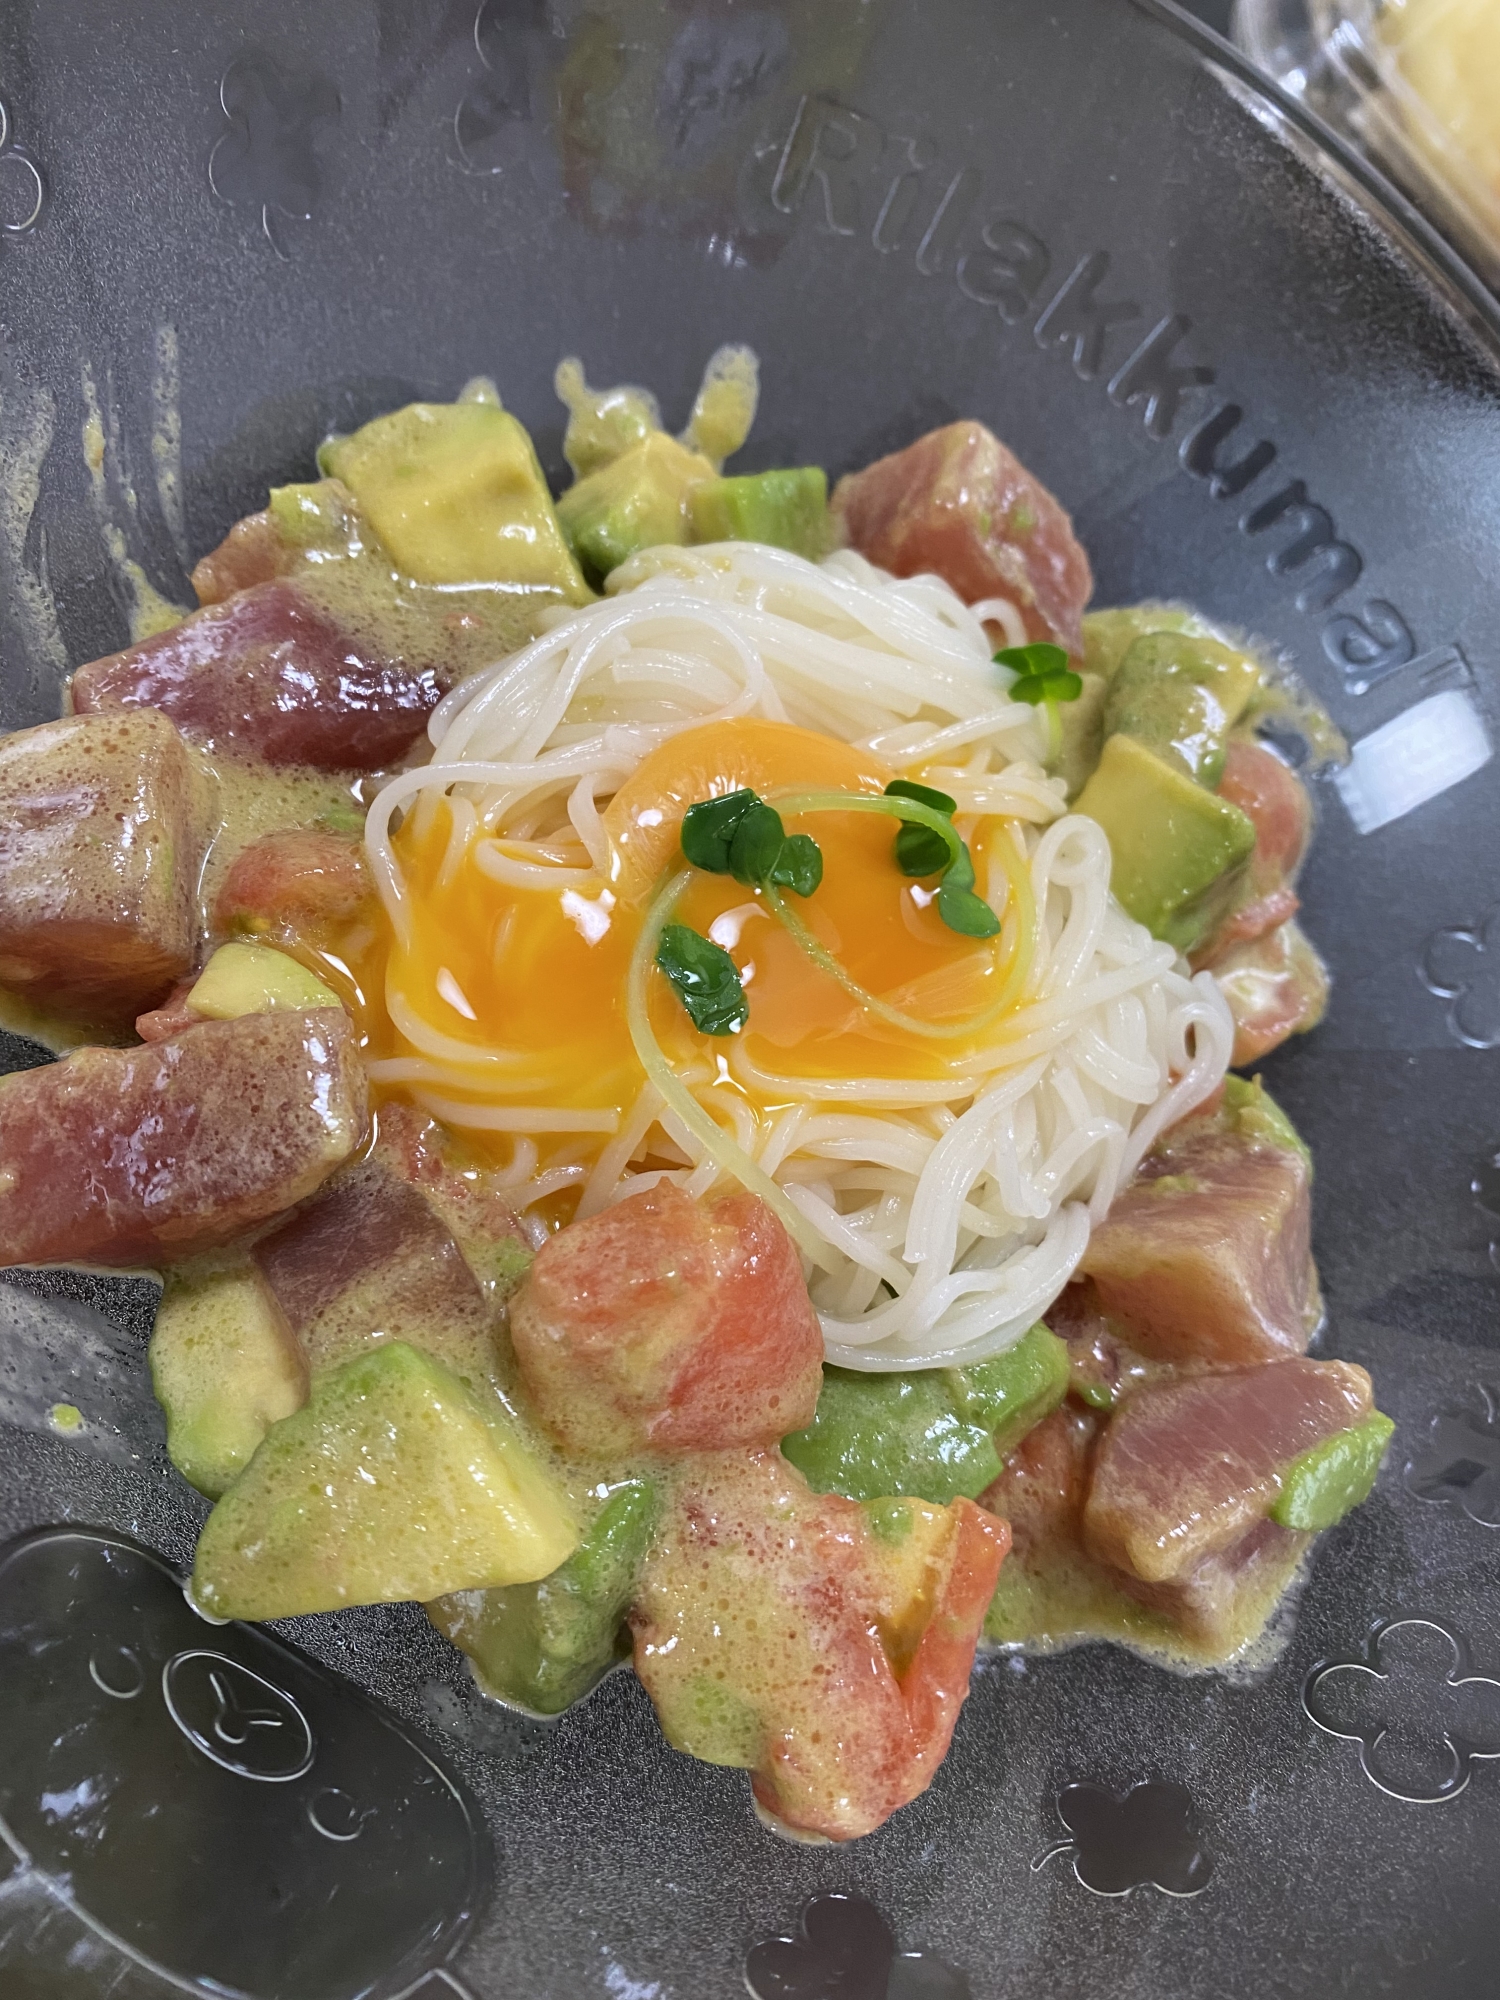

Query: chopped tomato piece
left=71, top=580, right=450, bottom=771
left=0, top=1009, right=365, bottom=1267
left=0, top=710, right=208, bottom=1026
left=979, top=1403, right=1099, bottom=1560
left=190, top=510, right=293, bottom=606
left=1211, top=917, right=1330, bottom=1066
left=509, top=1183, right=822, bottom=1456
left=1195, top=739, right=1315, bottom=963
left=629, top=1451, right=1008, bottom=1840
left=213, top=829, right=371, bottom=941
left=1080, top=1099, right=1319, bottom=1364
left=1083, top=1357, right=1372, bottom=1584
left=830, top=420, right=1093, bottom=653
left=135, top=980, right=203, bottom=1043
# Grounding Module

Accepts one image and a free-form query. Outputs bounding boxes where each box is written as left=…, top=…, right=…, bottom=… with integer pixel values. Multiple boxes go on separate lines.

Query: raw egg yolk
left=376, top=718, right=1016, bottom=1146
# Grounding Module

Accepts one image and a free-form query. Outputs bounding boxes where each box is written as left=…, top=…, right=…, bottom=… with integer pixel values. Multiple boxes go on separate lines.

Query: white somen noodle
left=365, top=541, right=1232, bottom=1371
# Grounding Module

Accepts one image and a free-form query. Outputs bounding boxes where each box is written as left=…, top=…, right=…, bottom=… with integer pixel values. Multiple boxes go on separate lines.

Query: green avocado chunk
left=430, top=1480, right=656, bottom=1715
left=1272, top=1410, right=1395, bottom=1531
left=1082, top=603, right=1226, bottom=682
left=150, top=1265, right=308, bottom=1500
left=191, top=1341, right=579, bottom=1620
left=556, top=431, right=716, bottom=584
left=781, top=1323, right=1070, bottom=1504
left=320, top=401, right=590, bottom=598
left=1104, top=632, right=1262, bottom=787
left=1074, top=732, right=1257, bottom=953
left=1221, top=1073, right=1311, bottom=1163
left=688, top=467, right=828, bottom=557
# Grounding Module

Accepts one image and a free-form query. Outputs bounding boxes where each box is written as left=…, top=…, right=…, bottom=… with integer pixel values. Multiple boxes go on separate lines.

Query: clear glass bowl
left=1235, top=0, right=1500, bottom=285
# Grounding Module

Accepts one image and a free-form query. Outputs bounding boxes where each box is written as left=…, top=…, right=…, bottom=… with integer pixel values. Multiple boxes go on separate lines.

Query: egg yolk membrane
left=374, top=719, right=1030, bottom=1186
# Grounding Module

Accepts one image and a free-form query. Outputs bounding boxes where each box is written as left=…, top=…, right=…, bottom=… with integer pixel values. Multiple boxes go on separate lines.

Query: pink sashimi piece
left=830, top=420, right=1093, bottom=653
left=0, top=1008, right=366, bottom=1267
left=71, top=580, right=450, bottom=771
left=1083, top=1356, right=1373, bottom=1584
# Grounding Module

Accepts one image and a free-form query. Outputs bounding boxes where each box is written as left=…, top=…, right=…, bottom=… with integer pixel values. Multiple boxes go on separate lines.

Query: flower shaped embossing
left=1304, top=1618, right=1500, bottom=1802
left=1032, top=1781, right=1213, bottom=1896
left=1406, top=1386, right=1500, bottom=1527
left=209, top=52, right=341, bottom=257
left=745, top=1893, right=970, bottom=2000
left=1421, top=908, right=1500, bottom=1048
left=0, top=92, right=46, bottom=237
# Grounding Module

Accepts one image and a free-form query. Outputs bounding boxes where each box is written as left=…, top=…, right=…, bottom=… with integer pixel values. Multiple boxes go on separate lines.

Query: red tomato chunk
left=630, top=1450, right=1008, bottom=1841
left=214, top=829, right=371, bottom=940
left=0, top=1009, right=365, bottom=1267
left=510, top=1183, right=823, bottom=1457
left=831, top=420, right=1093, bottom=653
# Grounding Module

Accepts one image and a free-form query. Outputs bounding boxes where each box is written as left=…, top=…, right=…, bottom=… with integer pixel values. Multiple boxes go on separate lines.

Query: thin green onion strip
left=626, top=869, right=838, bottom=1271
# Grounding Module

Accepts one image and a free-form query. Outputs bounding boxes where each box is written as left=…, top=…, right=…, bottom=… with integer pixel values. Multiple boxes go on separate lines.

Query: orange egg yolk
left=368, top=719, right=1021, bottom=1145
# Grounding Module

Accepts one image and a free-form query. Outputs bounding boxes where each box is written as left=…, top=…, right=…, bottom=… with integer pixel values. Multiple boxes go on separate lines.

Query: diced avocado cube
left=948, top=1322, right=1072, bottom=1457
left=150, top=1264, right=308, bottom=1499
left=1083, top=603, right=1225, bottom=682
left=1272, top=1411, right=1394, bottom=1531
left=688, top=467, right=828, bottom=557
left=191, top=1341, right=579, bottom=1620
left=1105, top=632, right=1263, bottom=787
left=430, top=1479, right=655, bottom=1715
left=187, top=941, right=341, bottom=1021
left=556, top=432, right=715, bottom=584
left=1049, top=668, right=1109, bottom=800
left=783, top=1369, right=997, bottom=1505
left=320, top=402, right=590, bottom=599
left=781, top=1325, right=1068, bottom=1505
left=1074, top=732, right=1257, bottom=953
left=267, top=480, right=352, bottom=548
left=1222, top=1074, right=1311, bottom=1164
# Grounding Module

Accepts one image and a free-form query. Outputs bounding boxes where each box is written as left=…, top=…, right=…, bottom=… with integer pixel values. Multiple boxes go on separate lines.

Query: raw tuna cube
left=510, top=1182, right=822, bottom=1458
left=213, top=829, right=371, bottom=941
left=252, top=1155, right=498, bottom=1384
left=70, top=579, right=449, bottom=771
left=0, top=1009, right=365, bottom=1267
left=1112, top=1515, right=1311, bottom=1650
left=1083, top=1356, right=1373, bottom=1585
left=830, top=421, right=1093, bottom=653
left=0, top=710, right=207, bottom=1025
left=1211, top=917, right=1330, bottom=1067
left=369, top=1101, right=533, bottom=1302
left=1079, top=1096, right=1319, bottom=1364
left=630, top=1450, right=1008, bottom=1840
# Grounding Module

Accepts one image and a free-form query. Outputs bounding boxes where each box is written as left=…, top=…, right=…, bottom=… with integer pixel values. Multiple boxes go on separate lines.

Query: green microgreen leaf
left=680, top=789, right=760, bottom=873
left=727, top=801, right=787, bottom=886
left=885, top=779, right=958, bottom=877
left=879, top=782, right=999, bottom=938
left=936, top=881, right=1001, bottom=937
left=681, top=788, right=822, bottom=898
left=654, top=923, right=748, bottom=1036
left=995, top=641, right=1082, bottom=706
left=768, top=832, right=823, bottom=897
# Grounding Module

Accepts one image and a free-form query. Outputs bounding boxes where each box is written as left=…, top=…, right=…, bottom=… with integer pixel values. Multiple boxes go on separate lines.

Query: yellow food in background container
left=1378, top=0, right=1500, bottom=256
left=1235, top=0, right=1500, bottom=282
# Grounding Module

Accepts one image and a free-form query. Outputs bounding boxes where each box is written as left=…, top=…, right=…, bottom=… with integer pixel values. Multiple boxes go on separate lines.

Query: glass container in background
left=1235, top=0, right=1500, bottom=286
